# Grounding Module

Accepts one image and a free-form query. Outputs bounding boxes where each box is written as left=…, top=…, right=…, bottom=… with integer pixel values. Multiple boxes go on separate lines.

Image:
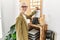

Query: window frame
left=30, top=0, right=40, bottom=11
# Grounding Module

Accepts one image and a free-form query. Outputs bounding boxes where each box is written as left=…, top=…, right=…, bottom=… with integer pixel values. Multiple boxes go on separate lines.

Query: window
left=30, top=0, right=40, bottom=12
left=0, top=1, right=2, bottom=38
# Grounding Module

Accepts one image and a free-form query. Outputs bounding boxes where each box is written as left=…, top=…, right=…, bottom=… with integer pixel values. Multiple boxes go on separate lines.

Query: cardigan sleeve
left=26, top=11, right=36, bottom=19
left=15, top=17, right=24, bottom=40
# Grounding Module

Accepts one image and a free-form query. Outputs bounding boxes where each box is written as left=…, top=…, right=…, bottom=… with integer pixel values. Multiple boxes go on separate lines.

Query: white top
left=22, top=14, right=30, bottom=25
left=34, top=10, right=40, bottom=18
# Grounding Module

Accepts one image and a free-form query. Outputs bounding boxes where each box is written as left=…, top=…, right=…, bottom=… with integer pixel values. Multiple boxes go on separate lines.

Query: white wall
left=0, top=0, right=2, bottom=38
left=1, top=0, right=60, bottom=40
left=43, top=0, right=60, bottom=40
left=1, top=0, right=19, bottom=40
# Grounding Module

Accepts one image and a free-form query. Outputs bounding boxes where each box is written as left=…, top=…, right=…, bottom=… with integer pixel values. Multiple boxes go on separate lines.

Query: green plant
left=5, top=24, right=16, bottom=40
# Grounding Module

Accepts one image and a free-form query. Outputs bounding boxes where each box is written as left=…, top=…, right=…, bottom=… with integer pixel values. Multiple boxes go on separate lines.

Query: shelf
left=29, top=23, right=47, bottom=40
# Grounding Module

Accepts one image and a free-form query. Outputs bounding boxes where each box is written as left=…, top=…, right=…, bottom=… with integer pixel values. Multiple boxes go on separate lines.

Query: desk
left=28, top=23, right=47, bottom=40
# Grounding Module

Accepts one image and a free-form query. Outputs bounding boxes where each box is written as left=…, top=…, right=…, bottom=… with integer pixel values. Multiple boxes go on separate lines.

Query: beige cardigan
left=15, top=11, right=36, bottom=40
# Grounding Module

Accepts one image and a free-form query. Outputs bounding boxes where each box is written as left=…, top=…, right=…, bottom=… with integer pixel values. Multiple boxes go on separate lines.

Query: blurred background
left=0, top=0, right=60, bottom=40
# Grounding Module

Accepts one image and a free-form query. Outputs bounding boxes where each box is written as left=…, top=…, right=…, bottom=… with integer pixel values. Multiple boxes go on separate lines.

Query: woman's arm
left=26, top=11, right=36, bottom=19
left=28, top=23, right=43, bottom=29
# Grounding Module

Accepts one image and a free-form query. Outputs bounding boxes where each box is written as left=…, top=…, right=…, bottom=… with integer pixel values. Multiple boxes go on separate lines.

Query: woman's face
left=21, top=6, right=28, bottom=12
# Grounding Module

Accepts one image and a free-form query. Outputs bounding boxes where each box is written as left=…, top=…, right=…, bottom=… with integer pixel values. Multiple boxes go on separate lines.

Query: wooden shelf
left=29, top=23, right=47, bottom=40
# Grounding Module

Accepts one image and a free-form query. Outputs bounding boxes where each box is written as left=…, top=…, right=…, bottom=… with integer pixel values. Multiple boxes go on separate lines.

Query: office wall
left=1, top=0, right=19, bottom=40
left=43, top=0, right=60, bottom=40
